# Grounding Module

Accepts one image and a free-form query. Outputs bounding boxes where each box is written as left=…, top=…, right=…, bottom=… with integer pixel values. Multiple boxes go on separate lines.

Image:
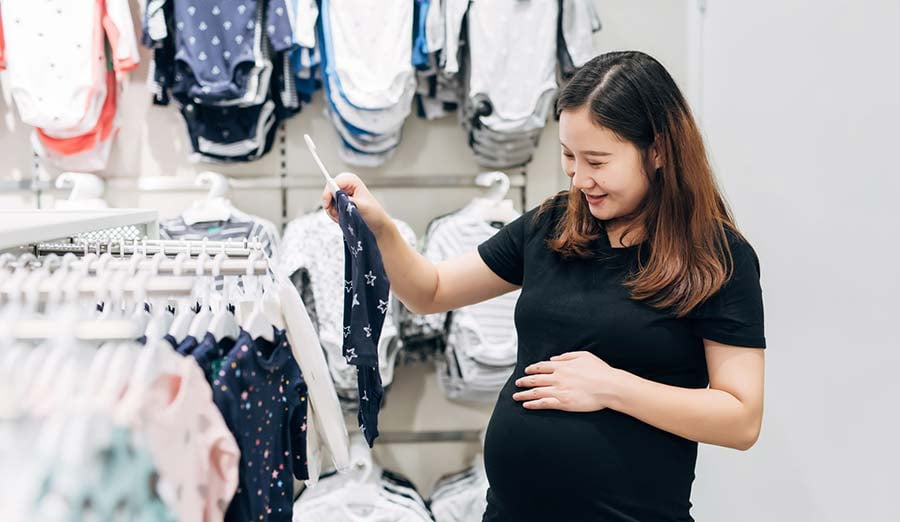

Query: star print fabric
left=335, top=189, right=390, bottom=447
left=212, top=328, right=309, bottom=522
left=172, top=0, right=294, bottom=103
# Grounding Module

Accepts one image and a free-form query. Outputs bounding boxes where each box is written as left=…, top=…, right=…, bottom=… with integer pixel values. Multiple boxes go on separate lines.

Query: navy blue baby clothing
left=212, top=328, right=309, bottom=522
left=163, top=333, right=179, bottom=351
left=171, top=0, right=294, bottom=103
left=335, top=190, right=390, bottom=447
left=176, top=334, right=199, bottom=356
left=142, top=0, right=302, bottom=162
left=192, top=331, right=237, bottom=383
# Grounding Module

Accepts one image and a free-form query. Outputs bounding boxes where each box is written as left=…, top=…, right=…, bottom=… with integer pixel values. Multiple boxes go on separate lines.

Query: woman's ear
left=650, top=143, right=663, bottom=170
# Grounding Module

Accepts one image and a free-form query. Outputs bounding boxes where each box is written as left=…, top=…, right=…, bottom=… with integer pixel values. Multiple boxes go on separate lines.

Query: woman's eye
left=563, top=153, right=574, bottom=159
left=588, top=162, right=604, bottom=168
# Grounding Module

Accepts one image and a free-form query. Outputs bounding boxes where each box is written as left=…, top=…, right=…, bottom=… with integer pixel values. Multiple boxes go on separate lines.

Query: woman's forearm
left=373, top=220, right=441, bottom=314
left=610, top=369, right=762, bottom=450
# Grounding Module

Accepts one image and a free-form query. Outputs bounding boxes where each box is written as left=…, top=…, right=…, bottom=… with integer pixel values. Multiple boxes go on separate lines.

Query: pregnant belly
left=483, top=378, right=698, bottom=521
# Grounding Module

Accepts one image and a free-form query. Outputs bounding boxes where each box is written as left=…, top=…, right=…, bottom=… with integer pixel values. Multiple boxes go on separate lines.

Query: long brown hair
left=545, top=51, right=745, bottom=318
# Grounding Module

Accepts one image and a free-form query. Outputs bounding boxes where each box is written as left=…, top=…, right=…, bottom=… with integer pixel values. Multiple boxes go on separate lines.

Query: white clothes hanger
left=305, top=134, right=341, bottom=196
left=470, top=171, right=520, bottom=224
left=92, top=271, right=141, bottom=408
left=476, top=171, right=511, bottom=202
left=208, top=250, right=240, bottom=341
left=4, top=271, right=52, bottom=341
left=241, top=252, right=274, bottom=342
left=0, top=264, right=66, bottom=411
left=144, top=250, right=175, bottom=335
left=20, top=270, right=90, bottom=411
left=81, top=269, right=128, bottom=400
left=118, top=295, right=184, bottom=423
left=182, top=171, right=234, bottom=225
left=343, top=432, right=382, bottom=510
left=126, top=251, right=151, bottom=334
left=167, top=250, right=196, bottom=341
left=53, top=172, right=108, bottom=210
left=260, top=270, right=285, bottom=331
left=348, top=432, right=380, bottom=483
left=188, top=247, right=213, bottom=339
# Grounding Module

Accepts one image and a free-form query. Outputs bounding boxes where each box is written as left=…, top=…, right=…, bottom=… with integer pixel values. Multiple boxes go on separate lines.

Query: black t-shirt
left=477, top=196, right=765, bottom=522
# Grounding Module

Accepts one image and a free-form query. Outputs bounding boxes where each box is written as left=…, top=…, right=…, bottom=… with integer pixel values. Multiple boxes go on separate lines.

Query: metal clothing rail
left=59, top=258, right=270, bottom=276
left=0, top=179, right=51, bottom=192
left=32, top=238, right=267, bottom=258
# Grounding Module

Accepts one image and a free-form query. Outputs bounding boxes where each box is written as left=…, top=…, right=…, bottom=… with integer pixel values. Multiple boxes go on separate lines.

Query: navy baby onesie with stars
left=335, top=190, right=390, bottom=447
left=172, top=0, right=294, bottom=103
left=212, top=328, right=309, bottom=522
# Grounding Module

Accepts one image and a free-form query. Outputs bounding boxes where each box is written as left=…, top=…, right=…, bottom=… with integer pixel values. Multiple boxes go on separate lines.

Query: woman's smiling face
left=559, top=106, right=655, bottom=223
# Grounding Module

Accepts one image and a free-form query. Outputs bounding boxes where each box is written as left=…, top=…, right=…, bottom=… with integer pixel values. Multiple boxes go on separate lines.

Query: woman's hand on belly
left=511, top=351, right=625, bottom=412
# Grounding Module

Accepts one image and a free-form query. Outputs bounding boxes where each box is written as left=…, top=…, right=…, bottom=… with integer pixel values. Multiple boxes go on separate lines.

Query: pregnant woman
left=323, top=50, right=766, bottom=522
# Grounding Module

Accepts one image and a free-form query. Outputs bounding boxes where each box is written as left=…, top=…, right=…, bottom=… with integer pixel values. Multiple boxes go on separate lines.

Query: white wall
left=691, top=1, right=900, bottom=521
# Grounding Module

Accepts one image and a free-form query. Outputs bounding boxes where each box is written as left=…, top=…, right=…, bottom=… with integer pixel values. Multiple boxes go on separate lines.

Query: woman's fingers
left=322, top=190, right=334, bottom=213
left=524, top=361, right=557, bottom=375
left=321, top=189, right=338, bottom=222
left=334, top=172, right=361, bottom=195
left=514, top=374, right=554, bottom=388
left=522, top=397, right=564, bottom=410
left=512, top=386, right=556, bottom=402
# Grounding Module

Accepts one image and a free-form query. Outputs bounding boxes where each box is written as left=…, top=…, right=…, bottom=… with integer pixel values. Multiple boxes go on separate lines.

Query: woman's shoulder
left=722, top=226, right=761, bottom=273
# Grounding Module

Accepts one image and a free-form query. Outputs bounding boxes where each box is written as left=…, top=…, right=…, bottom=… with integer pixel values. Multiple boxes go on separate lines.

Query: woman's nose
left=571, top=167, right=595, bottom=190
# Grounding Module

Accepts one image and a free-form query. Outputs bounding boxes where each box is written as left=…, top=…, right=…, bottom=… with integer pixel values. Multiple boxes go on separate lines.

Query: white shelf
left=0, top=209, right=159, bottom=250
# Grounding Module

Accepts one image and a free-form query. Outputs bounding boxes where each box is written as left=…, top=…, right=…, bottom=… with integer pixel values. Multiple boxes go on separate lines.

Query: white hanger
left=304, top=134, right=340, bottom=196
left=145, top=250, right=175, bottom=334
left=95, top=271, right=141, bottom=407
left=80, top=268, right=124, bottom=400
left=167, top=250, right=195, bottom=341
left=234, top=247, right=256, bottom=325
left=476, top=171, right=511, bottom=202
left=343, top=432, right=382, bottom=513
left=140, top=253, right=178, bottom=355
left=182, top=171, right=234, bottom=225
left=470, top=171, right=520, bottom=225
left=118, top=280, right=184, bottom=423
left=1, top=263, right=41, bottom=414
left=241, top=252, right=274, bottom=342
left=21, top=267, right=92, bottom=411
left=54, top=172, right=108, bottom=210
left=79, top=252, right=98, bottom=277
left=208, top=248, right=239, bottom=341
left=126, top=251, right=151, bottom=334
left=7, top=267, right=51, bottom=339
left=116, top=334, right=171, bottom=425
left=188, top=245, right=213, bottom=340
left=260, top=270, right=285, bottom=331
left=0, top=254, right=16, bottom=293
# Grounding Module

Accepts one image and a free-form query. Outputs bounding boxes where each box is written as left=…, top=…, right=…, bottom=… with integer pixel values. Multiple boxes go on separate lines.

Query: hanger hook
left=196, top=171, right=229, bottom=200
left=172, top=252, right=188, bottom=276
left=475, top=171, right=511, bottom=201
left=196, top=250, right=209, bottom=277
left=212, top=251, right=226, bottom=278
left=150, top=252, right=165, bottom=275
